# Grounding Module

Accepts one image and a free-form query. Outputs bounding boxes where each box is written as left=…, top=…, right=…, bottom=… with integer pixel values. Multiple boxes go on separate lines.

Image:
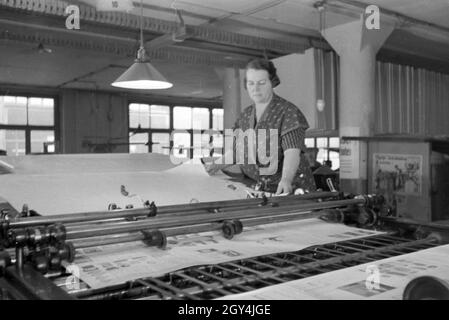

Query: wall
left=234, top=49, right=339, bottom=133
left=313, top=49, right=339, bottom=132
left=272, top=51, right=317, bottom=130
left=59, top=89, right=223, bottom=154
left=222, top=67, right=243, bottom=130
left=239, top=68, right=253, bottom=113
left=232, top=50, right=319, bottom=131
left=60, top=90, right=129, bottom=153
left=375, top=62, right=449, bottom=136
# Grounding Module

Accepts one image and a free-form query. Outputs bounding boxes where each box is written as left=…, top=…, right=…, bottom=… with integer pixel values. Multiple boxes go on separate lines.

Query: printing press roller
left=0, top=192, right=383, bottom=276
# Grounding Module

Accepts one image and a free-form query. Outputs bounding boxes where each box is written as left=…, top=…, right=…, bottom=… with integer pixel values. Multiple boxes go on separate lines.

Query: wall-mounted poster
left=340, top=139, right=360, bottom=179
left=373, top=153, right=423, bottom=196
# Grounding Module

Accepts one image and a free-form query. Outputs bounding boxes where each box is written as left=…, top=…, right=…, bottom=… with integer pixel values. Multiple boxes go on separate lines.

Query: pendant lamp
left=111, top=0, right=172, bottom=90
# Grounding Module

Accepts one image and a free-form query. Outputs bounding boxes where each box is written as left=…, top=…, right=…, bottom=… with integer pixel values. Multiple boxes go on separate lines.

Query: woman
left=206, top=58, right=316, bottom=195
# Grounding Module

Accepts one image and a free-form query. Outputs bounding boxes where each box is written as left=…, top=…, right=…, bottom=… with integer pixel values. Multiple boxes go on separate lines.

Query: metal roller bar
left=378, top=235, right=411, bottom=242
left=309, top=248, right=341, bottom=258
left=237, top=258, right=283, bottom=274
left=7, top=192, right=339, bottom=228
left=66, top=198, right=366, bottom=240
left=172, top=271, right=231, bottom=297
left=193, top=269, right=252, bottom=293
left=66, top=207, right=318, bottom=233
left=133, top=279, right=180, bottom=300
left=245, top=258, right=293, bottom=276
left=149, top=277, right=203, bottom=300
left=341, top=240, right=384, bottom=251
left=366, top=252, right=392, bottom=259
left=282, top=252, right=318, bottom=263
left=70, top=210, right=319, bottom=248
left=358, top=238, right=394, bottom=247
left=328, top=244, right=365, bottom=254
left=224, top=262, right=285, bottom=284
left=264, top=255, right=313, bottom=273
left=316, top=247, right=348, bottom=256
left=213, top=265, right=275, bottom=286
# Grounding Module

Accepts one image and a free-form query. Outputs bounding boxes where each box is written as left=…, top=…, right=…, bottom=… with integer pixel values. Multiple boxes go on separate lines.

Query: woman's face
left=246, top=68, right=273, bottom=104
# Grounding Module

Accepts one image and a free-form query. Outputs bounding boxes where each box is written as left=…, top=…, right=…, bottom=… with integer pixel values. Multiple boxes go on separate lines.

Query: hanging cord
left=137, top=0, right=145, bottom=60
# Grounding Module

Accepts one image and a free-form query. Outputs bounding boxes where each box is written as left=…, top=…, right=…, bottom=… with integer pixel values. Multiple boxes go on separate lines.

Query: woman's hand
left=204, top=163, right=228, bottom=175
left=276, top=179, right=293, bottom=195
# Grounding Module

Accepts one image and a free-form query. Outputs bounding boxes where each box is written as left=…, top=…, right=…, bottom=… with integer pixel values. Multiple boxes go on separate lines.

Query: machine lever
left=326, top=178, right=337, bottom=192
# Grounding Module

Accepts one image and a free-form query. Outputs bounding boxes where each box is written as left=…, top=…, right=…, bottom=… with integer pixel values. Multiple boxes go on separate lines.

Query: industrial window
left=0, top=130, right=25, bottom=156
left=173, top=107, right=210, bottom=130
left=129, top=104, right=170, bottom=129
left=0, top=96, right=56, bottom=155
left=151, top=133, right=170, bottom=155
left=212, top=109, right=224, bottom=131
left=173, top=106, right=192, bottom=129
left=305, top=136, right=340, bottom=170
left=150, top=105, right=170, bottom=129
left=128, top=103, right=223, bottom=158
left=129, top=103, right=150, bottom=129
left=129, top=132, right=148, bottom=154
left=210, top=109, right=224, bottom=157
left=173, top=131, right=191, bottom=158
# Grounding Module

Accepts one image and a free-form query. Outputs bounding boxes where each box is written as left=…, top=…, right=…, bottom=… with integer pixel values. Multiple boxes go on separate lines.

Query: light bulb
left=317, top=99, right=325, bottom=112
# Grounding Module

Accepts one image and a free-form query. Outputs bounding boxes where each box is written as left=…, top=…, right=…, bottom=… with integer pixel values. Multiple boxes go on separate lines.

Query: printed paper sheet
left=0, top=155, right=248, bottom=215
left=219, top=244, right=449, bottom=300
left=69, top=219, right=384, bottom=289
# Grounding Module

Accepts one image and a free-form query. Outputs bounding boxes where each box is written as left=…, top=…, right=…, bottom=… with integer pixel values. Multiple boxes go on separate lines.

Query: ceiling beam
left=0, top=19, right=251, bottom=67
left=0, top=0, right=310, bottom=56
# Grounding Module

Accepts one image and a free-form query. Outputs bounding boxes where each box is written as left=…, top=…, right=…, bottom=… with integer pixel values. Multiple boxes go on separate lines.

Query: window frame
left=305, top=131, right=340, bottom=169
left=127, top=99, right=223, bottom=158
left=0, top=93, right=59, bottom=155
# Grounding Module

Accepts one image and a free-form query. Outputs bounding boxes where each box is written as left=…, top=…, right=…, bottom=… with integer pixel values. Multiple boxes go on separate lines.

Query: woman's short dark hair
left=244, top=58, right=281, bottom=88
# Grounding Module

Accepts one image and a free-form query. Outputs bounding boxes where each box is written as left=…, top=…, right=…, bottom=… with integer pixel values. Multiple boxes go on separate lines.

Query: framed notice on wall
left=373, top=153, right=423, bottom=195
left=340, top=139, right=362, bottom=179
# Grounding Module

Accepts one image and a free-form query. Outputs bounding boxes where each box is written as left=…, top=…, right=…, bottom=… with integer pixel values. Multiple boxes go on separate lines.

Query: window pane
left=212, top=109, right=223, bottom=131
left=316, top=149, right=327, bottom=164
left=31, top=130, right=55, bottom=153
left=305, top=138, right=315, bottom=148
left=173, top=132, right=191, bottom=158
left=193, top=131, right=211, bottom=158
left=0, top=130, right=26, bottom=156
left=329, top=137, right=340, bottom=148
left=150, top=105, right=170, bottom=129
left=151, top=133, right=170, bottom=155
left=173, top=106, right=192, bottom=129
left=192, top=108, right=209, bottom=130
left=28, top=97, right=54, bottom=126
left=0, top=96, right=27, bottom=125
left=316, top=137, right=328, bottom=148
left=317, top=136, right=328, bottom=163
left=129, top=133, right=148, bottom=154
left=329, top=151, right=340, bottom=170
left=211, top=133, right=223, bottom=157
left=129, top=103, right=150, bottom=129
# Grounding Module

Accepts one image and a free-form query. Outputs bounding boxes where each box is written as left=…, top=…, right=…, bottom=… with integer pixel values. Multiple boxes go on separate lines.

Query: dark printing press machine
left=1, top=190, right=449, bottom=300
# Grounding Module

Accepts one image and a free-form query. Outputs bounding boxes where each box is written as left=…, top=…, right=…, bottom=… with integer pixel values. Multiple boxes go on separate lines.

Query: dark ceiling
left=0, top=0, right=448, bottom=100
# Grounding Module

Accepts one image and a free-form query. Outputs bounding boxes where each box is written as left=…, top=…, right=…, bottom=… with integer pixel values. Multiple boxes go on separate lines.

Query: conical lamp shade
left=112, top=61, right=173, bottom=89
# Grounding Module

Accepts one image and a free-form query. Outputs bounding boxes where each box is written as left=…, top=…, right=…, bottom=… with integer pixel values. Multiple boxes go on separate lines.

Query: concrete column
left=322, top=15, right=394, bottom=193
left=222, top=67, right=243, bottom=129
